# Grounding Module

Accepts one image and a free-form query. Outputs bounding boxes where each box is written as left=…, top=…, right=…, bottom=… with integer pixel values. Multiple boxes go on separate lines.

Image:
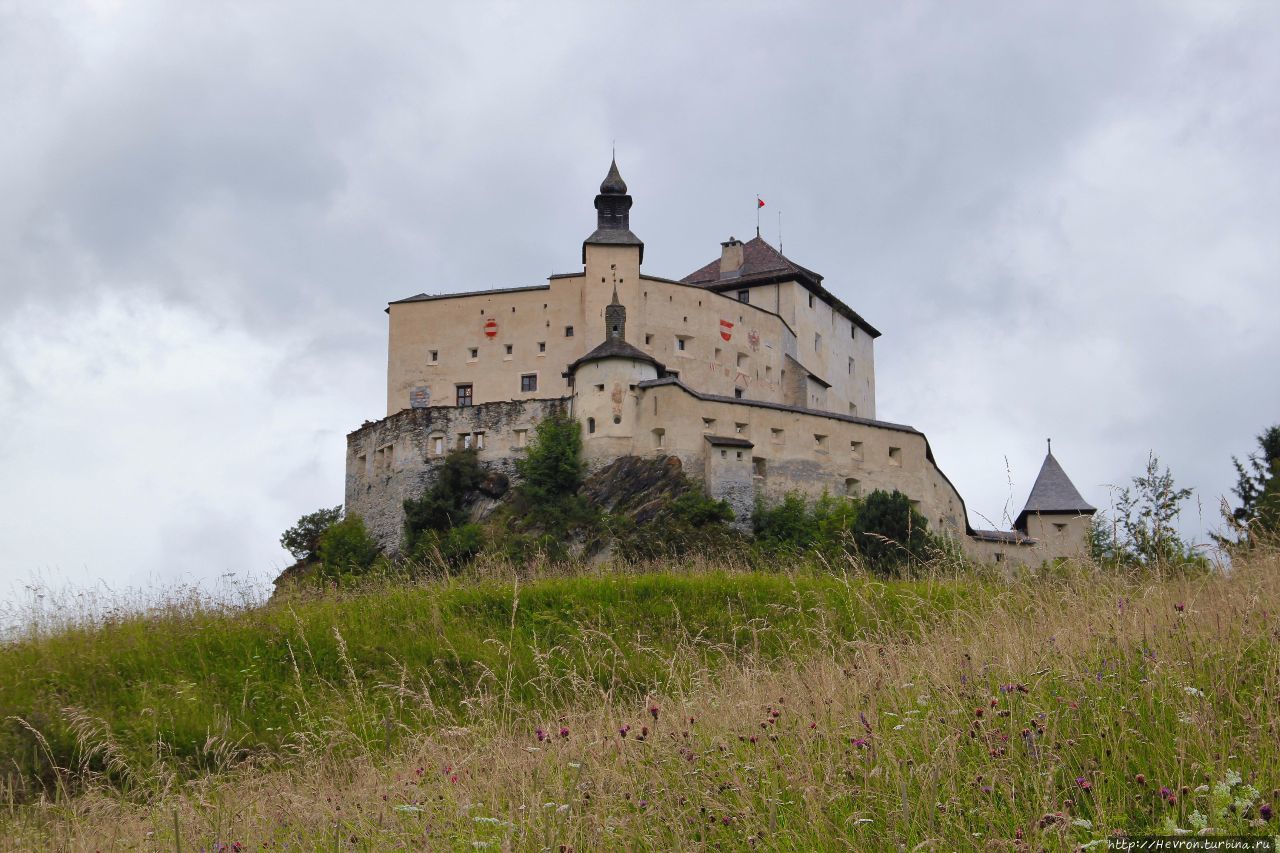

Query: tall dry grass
left=2, top=550, right=1278, bottom=850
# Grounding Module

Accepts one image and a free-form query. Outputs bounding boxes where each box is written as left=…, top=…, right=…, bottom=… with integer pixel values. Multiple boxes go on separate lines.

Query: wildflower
left=975, top=708, right=984, bottom=718
left=638, top=800, right=648, bottom=809
left=721, top=816, right=733, bottom=826
left=1174, top=602, right=1185, bottom=612
left=689, top=716, right=696, bottom=724
left=536, top=728, right=548, bottom=742
left=559, top=727, right=570, bottom=739
left=619, top=724, right=630, bottom=737
left=981, top=785, right=993, bottom=794
left=1135, top=774, right=1146, bottom=785
left=649, top=705, right=660, bottom=720
left=990, top=698, right=998, bottom=708
left=640, top=725, right=649, bottom=738
left=809, top=721, right=817, bottom=730
left=850, top=737, right=870, bottom=749
left=1260, top=803, right=1272, bottom=821
left=1159, top=786, right=1172, bottom=800
left=450, top=775, right=458, bottom=784
left=859, top=711, right=872, bottom=733
left=1076, top=777, right=1092, bottom=791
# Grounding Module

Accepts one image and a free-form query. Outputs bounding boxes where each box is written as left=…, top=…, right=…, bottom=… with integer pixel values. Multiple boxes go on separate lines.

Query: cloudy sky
left=2, top=1, right=1277, bottom=604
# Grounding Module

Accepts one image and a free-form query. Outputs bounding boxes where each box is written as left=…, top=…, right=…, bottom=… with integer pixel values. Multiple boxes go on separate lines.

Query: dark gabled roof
left=389, top=284, right=550, bottom=305
left=681, top=236, right=881, bottom=338
left=705, top=435, right=754, bottom=448
left=970, top=529, right=1037, bottom=545
left=1014, top=452, right=1097, bottom=531
left=566, top=339, right=666, bottom=375
left=582, top=227, right=644, bottom=249
left=683, top=235, right=823, bottom=286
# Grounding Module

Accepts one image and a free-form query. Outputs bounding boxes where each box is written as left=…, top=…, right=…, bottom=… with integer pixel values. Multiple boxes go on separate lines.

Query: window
left=851, top=325, right=857, bottom=340
left=721, top=449, right=727, bottom=458
left=432, top=436, right=444, bottom=455
left=844, top=478, right=860, bottom=498
left=460, top=433, right=472, bottom=450
left=468, top=347, right=478, bottom=360
left=814, top=333, right=821, bottom=351
left=428, top=350, right=439, bottom=364
left=652, top=428, right=665, bottom=448
left=736, top=352, right=748, bottom=368
left=737, top=289, right=749, bottom=303
left=514, top=429, right=528, bottom=448
left=734, top=388, right=744, bottom=399
left=594, top=383, right=605, bottom=392
left=520, top=374, right=538, bottom=393
left=1053, top=522, right=1068, bottom=533
left=644, top=333, right=653, bottom=345
left=849, top=403, right=858, bottom=416
left=456, top=384, right=473, bottom=407
left=714, top=347, right=723, bottom=361
left=675, top=336, right=688, bottom=351
left=734, top=422, right=748, bottom=434
left=771, top=428, right=784, bottom=443
left=889, top=446, right=902, bottom=466
left=808, top=293, right=815, bottom=308
left=587, top=417, right=596, bottom=434
left=474, top=431, right=485, bottom=450
left=848, top=357, right=855, bottom=375
left=814, top=434, right=828, bottom=452
left=505, top=344, right=513, bottom=356
left=765, top=365, right=773, bottom=380
left=736, top=451, right=743, bottom=460
left=850, top=440, right=863, bottom=459
left=994, top=552, right=1005, bottom=563
left=538, top=341, right=546, bottom=353
left=702, top=417, right=716, bottom=432
left=565, top=325, right=574, bottom=337
left=753, top=457, right=766, bottom=478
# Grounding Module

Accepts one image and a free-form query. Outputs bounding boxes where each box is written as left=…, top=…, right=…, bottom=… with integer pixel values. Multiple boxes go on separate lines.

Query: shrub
left=513, top=413, right=595, bottom=532
left=753, top=491, right=859, bottom=563
left=403, top=449, right=484, bottom=552
left=516, top=413, right=583, bottom=499
left=317, top=514, right=380, bottom=577
left=411, top=523, right=487, bottom=570
left=852, top=489, right=934, bottom=575
left=280, top=505, right=343, bottom=562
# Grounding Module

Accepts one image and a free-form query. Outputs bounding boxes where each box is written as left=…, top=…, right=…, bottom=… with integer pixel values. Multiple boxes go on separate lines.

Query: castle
left=345, top=159, right=1095, bottom=565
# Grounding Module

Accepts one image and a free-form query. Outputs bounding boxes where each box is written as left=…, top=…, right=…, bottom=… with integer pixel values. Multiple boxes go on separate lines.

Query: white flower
left=1183, top=686, right=1205, bottom=698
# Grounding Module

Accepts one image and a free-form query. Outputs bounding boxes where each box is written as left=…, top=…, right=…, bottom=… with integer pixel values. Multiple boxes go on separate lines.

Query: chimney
left=719, top=237, right=744, bottom=277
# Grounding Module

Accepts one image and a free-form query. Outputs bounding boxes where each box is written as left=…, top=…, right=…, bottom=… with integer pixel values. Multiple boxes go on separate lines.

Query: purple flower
left=536, top=727, right=547, bottom=742
left=619, top=725, right=630, bottom=738
left=1159, top=786, right=1172, bottom=800
left=559, top=726, right=570, bottom=738
left=1076, top=777, right=1092, bottom=791
left=1259, top=803, right=1272, bottom=821
left=649, top=705, right=661, bottom=720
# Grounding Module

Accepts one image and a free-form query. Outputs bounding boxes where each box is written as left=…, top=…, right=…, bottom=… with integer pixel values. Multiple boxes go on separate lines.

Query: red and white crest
left=719, top=319, right=734, bottom=341
left=747, top=329, right=760, bottom=350
left=483, top=318, right=498, bottom=338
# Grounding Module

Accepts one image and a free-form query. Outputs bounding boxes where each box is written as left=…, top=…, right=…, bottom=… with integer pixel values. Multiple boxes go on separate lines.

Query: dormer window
left=737, top=290, right=749, bottom=303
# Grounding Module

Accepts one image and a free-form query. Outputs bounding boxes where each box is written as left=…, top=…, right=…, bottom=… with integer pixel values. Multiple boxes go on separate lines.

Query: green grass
left=3, top=554, right=1279, bottom=850
left=1, top=566, right=974, bottom=800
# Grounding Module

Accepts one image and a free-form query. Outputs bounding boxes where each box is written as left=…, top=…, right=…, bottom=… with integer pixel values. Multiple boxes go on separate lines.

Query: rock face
left=581, top=455, right=692, bottom=525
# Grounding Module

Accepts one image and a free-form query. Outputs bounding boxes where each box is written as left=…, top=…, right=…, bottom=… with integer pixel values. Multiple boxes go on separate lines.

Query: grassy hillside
left=3, top=553, right=1278, bottom=849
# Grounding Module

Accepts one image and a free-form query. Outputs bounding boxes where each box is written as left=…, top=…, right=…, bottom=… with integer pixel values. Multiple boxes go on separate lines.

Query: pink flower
left=559, top=726, right=570, bottom=738
left=1076, top=777, right=1092, bottom=791
left=536, top=728, right=547, bottom=742
left=649, top=705, right=660, bottom=720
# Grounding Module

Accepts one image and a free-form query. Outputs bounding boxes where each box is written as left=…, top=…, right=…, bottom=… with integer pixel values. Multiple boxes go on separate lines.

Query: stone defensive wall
left=345, top=397, right=569, bottom=553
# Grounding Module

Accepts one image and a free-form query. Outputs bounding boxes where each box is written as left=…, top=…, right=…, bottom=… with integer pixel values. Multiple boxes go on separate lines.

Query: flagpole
left=756, top=195, right=761, bottom=237
left=778, top=210, right=783, bottom=254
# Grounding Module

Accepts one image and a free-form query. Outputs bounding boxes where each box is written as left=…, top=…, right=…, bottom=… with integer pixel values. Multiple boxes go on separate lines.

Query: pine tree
left=1222, top=425, right=1280, bottom=547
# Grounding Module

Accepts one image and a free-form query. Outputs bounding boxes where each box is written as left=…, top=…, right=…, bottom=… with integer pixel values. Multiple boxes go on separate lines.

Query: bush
left=280, top=506, right=343, bottom=562
left=403, top=449, right=484, bottom=552
left=317, top=514, right=380, bottom=577
left=852, top=490, right=934, bottom=576
left=411, top=523, right=487, bottom=570
left=753, top=491, right=859, bottom=563
left=513, top=413, right=595, bottom=532
left=613, top=491, right=739, bottom=561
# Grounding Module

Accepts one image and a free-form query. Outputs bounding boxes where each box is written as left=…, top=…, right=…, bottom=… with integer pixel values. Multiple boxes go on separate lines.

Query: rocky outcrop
left=581, top=455, right=693, bottom=525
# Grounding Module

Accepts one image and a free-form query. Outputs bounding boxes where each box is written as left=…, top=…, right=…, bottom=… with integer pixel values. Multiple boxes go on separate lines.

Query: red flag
left=757, top=197, right=766, bottom=208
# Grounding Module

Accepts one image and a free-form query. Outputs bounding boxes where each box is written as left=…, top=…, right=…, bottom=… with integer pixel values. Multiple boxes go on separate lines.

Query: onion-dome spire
left=583, top=155, right=644, bottom=263
left=600, top=158, right=628, bottom=194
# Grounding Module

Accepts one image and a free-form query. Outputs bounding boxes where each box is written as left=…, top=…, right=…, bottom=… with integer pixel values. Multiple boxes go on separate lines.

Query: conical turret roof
left=600, top=158, right=627, bottom=194
left=1014, top=450, right=1096, bottom=531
